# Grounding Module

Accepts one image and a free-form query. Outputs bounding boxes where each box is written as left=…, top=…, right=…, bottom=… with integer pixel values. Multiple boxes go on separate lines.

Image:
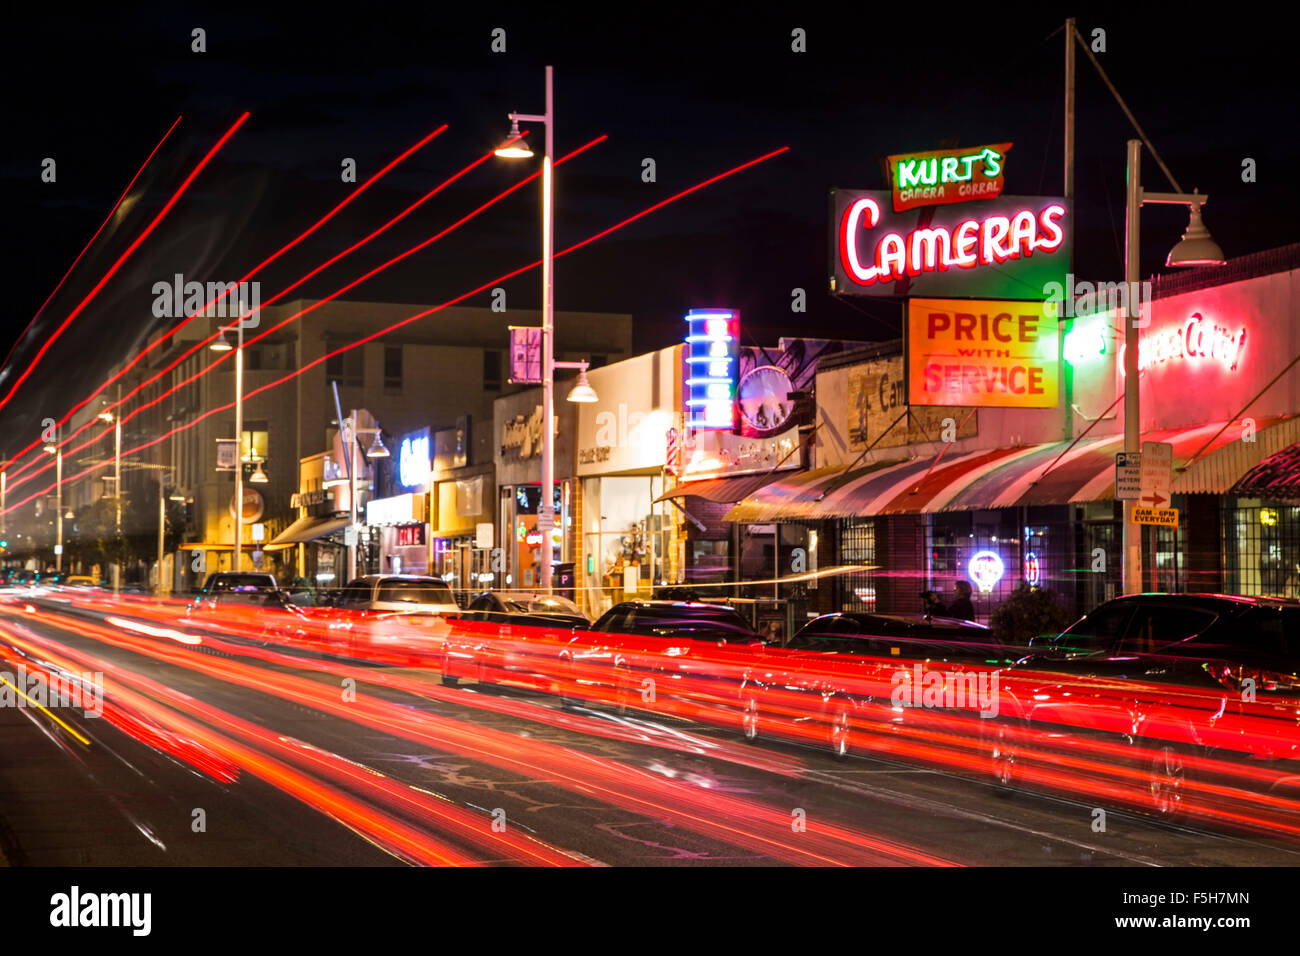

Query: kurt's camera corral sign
left=831, top=142, right=1070, bottom=413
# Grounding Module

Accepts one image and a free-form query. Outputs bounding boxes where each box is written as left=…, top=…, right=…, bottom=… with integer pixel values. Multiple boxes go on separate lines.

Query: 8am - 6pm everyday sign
left=907, top=299, right=1060, bottom=408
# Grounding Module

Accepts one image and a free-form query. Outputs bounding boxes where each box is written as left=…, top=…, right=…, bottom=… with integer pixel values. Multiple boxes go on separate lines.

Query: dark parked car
left=441, top=591, right=591, bottom=689
left=738, top=612, right=1014, bottom=759
left=560, top=601, right=768, bottom=714
left=460, top=591, right=589, bottom=628
left=187, top=572, right=280, bottom=612
left=980, top=593, right=1300, bottom=822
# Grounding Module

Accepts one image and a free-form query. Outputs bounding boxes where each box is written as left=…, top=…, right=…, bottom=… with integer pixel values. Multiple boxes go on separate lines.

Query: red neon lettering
left=1009, top=210, right=1037, bottom=257
left=981, top=216, right=1011, bottom=263
left=1035, top=204, right=1066, bottom=251
left=951, top=220, right=980, bottom=267
left=839, top=198, right=881, bottom=285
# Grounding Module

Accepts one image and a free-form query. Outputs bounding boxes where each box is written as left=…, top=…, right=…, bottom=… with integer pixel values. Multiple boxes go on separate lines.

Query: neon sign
left=840, top=197, right=1065, bottom=290
left=888, top=142, right=1012, bottom=212
left=1120, top=312, right=1247, bottom=376
left=968, top=550, right=1005, bottom=594
left=685, top=309, right=739, bottom=430
left=1023, top=551, right=1041, bottom=588
left=1062, top=321, right=1107, bottom=365
left=398, top=430, right=431, bottom=489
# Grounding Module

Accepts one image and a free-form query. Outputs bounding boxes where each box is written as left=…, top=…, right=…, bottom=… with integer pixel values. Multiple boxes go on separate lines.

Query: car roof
left=612, top=600, right=740, bottom=611
left=353, top=574, right=447, bottom=583
left=1101, top=593, right=1268, bottom=612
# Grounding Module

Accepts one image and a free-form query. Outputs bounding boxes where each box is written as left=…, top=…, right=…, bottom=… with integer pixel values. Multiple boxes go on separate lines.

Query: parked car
left=738, top=612, right=1013, bottom=759
left=324, top=575, right=461, bottom=665
left=979, top=593, right=1300, bottom=823
left=3, top=569, right=37, bottom=589
left=459, top=591, right=590, bottom=628
left=442, top=591, right=591, bottom=689
left=560, top=601, right=768, bottom=714
left=61, top=575, right=104, bottom=590
left=330, top=575, right=460, bottom=615
left=187, top=572, right=280, bottom=613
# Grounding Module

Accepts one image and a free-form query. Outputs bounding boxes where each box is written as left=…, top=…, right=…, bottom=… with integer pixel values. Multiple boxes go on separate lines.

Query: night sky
left=3, top=5, right=1295, bottom=453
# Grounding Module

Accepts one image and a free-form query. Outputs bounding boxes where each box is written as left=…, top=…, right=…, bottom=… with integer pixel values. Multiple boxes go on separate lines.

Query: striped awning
left=725, top=415, right=1299, bottom=522
left=654, top=470, right=791, bottom=504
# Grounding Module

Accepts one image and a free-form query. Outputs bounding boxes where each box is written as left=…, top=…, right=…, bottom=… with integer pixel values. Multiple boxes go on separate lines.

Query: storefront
left=494, top=388, right=576, bottom=595
left=431, top=468, right=494, bottom=596
left=575, top=346, right=682, bottom=618
left=265, top=450, right=351, bottom=588
left=730, top=243, right=1300, bottom=618
left=368, top=492, right=427, bottom=575
left=664, top=334, right=857, bottom=610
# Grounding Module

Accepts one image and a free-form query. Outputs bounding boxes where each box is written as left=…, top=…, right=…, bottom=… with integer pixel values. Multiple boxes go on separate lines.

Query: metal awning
left=724, top=415, right=1299, bottom=522
left=264, top=515, right=349, bottom=551
left=1230, top=437, right=1300, bottom=499
left=654, top=470, right=792, bottom=505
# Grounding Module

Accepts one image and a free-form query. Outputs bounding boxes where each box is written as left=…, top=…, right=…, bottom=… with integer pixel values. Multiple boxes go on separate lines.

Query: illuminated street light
left=1121, top=141, right=1227, bottom=593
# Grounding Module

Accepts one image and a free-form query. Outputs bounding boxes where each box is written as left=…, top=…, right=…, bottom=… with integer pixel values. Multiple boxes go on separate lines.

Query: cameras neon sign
left=838, top=197, right=1066, bottom=289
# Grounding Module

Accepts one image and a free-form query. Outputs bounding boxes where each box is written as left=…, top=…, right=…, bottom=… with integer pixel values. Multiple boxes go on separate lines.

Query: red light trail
left=0, top=122, right=452, bottom=485
left=0, top=115, right=183, bottom=374
left=0, top=113, right=250, bottom=415
left=1, top=143, right=787, bottom=514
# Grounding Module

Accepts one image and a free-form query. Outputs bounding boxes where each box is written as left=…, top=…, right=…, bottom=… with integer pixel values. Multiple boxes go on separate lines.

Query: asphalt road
left=2, top=592, right=1298, bottom=867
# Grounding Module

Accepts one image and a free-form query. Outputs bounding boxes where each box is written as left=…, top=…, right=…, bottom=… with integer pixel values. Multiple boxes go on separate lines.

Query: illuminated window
left=242, top=424, right=269, bottom=463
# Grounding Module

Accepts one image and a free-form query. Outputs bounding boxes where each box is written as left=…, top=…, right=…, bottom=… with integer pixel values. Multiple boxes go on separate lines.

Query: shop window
left=690, top=540, right=730, bottom=584
left=839, top=520, right=876, bottom=612
left=384, top=346, right=403, bottom=392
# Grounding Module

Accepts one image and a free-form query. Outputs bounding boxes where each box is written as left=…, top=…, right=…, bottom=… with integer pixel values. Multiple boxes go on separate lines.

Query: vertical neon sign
left=684, top=309, right=739, bottom=429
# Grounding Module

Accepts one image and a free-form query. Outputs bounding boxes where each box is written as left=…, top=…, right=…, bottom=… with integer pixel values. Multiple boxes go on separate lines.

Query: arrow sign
left=1141, top=492, right=1167, bottom=506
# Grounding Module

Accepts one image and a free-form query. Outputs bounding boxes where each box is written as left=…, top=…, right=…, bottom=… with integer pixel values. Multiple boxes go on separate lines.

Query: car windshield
left=208, top=575, right=276, bottom=592
left=503, top=596, right=584, bottom=617
left=376, top=580, right=456, bottom=605
left=633, top=605, right=760, bottom=641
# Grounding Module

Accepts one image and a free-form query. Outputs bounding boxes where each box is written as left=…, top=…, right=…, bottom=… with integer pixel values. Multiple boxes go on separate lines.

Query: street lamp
left=496, top=65, right=557, bottom=590
left=211, top=321, right=244, bottom=571
left=98, top=404, right=123, bottom=593
left=1121, top=139, right=1225, bottom=594
left=342, top=413, right=386, bottom=582
left=43, top=444, right=62, bottom=571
